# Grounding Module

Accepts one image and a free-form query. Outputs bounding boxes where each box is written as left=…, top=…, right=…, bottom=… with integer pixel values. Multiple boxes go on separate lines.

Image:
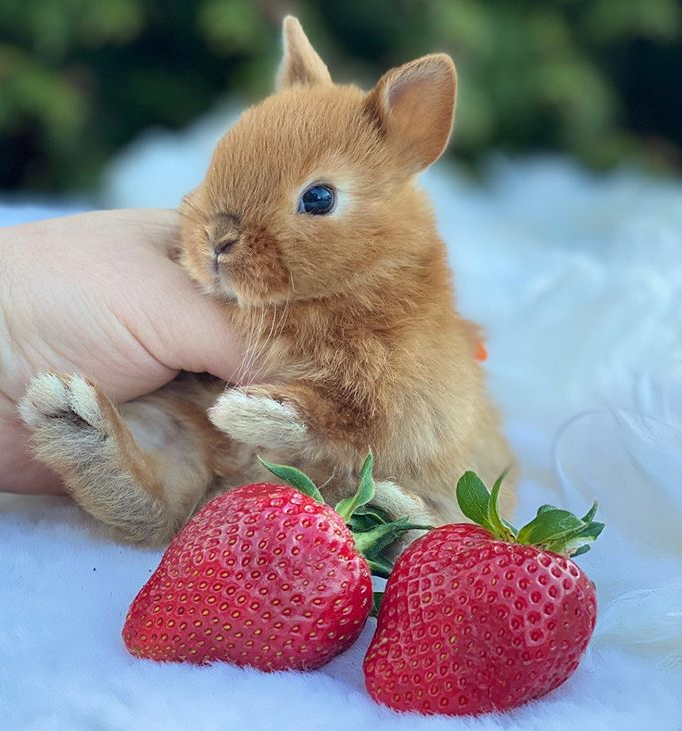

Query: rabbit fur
left=19, top=17, right=514, bottom=546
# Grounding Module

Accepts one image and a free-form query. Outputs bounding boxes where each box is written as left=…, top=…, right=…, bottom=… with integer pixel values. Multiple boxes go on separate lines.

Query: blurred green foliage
left=1, top=0, right=681, bottom=192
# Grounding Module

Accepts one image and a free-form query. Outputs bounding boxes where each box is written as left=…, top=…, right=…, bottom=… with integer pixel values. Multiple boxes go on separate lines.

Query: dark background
left=1, top=0, right=681, bottom=194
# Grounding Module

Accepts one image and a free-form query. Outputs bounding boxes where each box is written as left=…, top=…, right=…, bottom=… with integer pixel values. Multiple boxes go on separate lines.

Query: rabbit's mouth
left=210, top=260, right=239, bottom=302
left=212, top=246, right=234, bottom=277
left=211, top=226, right=291, bottom=307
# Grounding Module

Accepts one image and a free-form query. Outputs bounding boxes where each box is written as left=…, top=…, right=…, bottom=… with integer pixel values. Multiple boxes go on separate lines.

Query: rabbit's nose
left=213, top=237, right=238, bottom=256
left=212, top=212, right=241, bottom=256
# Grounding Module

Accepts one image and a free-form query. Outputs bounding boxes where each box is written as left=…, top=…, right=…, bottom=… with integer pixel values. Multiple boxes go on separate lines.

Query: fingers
left=0, top=419, right=67, bottom=495
left=157, top=288, right=248, bottom=384
left=118, top=256, right=248, bottom=386
left=82, top=208, right=248, bottom=389
left=113, top=209, right=249, bottom=382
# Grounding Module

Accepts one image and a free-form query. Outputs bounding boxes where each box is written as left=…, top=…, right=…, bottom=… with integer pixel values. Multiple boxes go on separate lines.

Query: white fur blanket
left=1, top=111, right=681, bottom=729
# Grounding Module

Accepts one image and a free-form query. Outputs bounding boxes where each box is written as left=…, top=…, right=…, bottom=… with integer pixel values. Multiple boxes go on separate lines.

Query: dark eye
left=297, top=184, right=336, bottom=215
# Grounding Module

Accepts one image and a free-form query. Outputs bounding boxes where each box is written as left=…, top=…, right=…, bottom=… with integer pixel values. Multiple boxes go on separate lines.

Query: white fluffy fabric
left=2, top=108, right=682, bottom=729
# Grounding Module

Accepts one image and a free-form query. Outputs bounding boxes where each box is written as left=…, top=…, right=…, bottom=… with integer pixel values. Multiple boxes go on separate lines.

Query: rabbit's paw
left=372, top=479, right=437, bottom=555
left=19, top=372, right=108, bottom=437
left=208, top=388, right=308, bottom=450
left=19, top=371, right=118, bottom=474
left=19, top=373, right=179, bottom=544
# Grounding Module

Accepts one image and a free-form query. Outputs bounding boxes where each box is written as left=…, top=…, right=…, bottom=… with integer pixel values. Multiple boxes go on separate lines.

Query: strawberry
left=123, top=453, right=427, bottom=671
left=363, top=471, right=603, bottom=715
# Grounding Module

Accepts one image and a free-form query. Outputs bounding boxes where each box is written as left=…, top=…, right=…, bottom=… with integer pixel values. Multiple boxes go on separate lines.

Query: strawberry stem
left=366, top=558, right=392, bottom=579
left=353, top=518, right=434, bottom=558
left=371, top=591, right=384, bottom=617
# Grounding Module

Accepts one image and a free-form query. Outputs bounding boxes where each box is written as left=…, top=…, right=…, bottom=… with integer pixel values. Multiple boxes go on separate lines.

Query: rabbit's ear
left=365, top=54, right=456, bottom=172
left=277, top=16, right=332, bottom=90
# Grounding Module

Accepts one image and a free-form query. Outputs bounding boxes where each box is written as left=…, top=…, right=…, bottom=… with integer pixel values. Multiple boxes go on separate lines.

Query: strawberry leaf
left=517, top=509, right=584, bottom=546
left=456, top=472, right=494, bottom=533
left=553, top=520, right=605, bottom=556
left=353, top=504, right=393, bottom=524
left=581, top=502, right=598, bottom=524
left=453, top=471, right=603, bottom=559
left=517, top=502, right=604, bottom=557
left=258, top=457, right=324, bottom=503
left=578, top=520, right=604, bottom=541
left=371, top=591, right=384, bottom=617
left=348, top=513, right=380, bottom=532
left=348, top=503, right=394, bottom=533
left=487, top=471, right=516, bottom=541
left=335, top=451, right=376, bottom=523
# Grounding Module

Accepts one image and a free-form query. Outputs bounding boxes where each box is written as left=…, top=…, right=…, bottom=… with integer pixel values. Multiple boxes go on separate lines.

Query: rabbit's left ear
left=277, top=16, right=332, bottom=90
left=365, top=54, right=457, bottom=172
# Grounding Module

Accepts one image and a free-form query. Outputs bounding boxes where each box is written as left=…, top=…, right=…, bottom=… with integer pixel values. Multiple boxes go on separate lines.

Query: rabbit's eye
left=297, top=184, right=335, bottom=215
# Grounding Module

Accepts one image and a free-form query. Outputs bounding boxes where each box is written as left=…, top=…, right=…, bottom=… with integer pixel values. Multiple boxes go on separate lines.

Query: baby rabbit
left=19, top=16, right=514, bottom=546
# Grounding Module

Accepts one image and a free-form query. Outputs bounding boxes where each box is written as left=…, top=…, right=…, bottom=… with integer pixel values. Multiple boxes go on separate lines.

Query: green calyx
left=257, top=457, right=324, bottom=503
left=456, top=470, right=604, bottom=558
left=259, top=451, right=432, bottom=577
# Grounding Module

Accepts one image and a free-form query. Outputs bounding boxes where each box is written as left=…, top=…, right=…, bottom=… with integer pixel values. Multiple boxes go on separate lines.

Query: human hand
left=0, top=209, right=245, bottom=494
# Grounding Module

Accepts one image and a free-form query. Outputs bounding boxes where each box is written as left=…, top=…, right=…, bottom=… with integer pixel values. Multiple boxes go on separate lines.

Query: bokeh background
left=2, top=0, right=682, bottom=195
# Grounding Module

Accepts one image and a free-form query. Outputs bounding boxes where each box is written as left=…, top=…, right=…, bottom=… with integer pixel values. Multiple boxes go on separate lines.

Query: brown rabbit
left=19, top=16, right=514, bottom=546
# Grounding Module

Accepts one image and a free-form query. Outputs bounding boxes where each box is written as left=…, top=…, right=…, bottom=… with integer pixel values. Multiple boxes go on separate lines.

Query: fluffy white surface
left=1, top=107, right=682, bottom=728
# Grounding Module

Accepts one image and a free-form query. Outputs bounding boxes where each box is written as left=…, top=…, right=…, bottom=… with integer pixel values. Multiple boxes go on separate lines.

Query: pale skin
left=0, top=209, right=245, bottom=495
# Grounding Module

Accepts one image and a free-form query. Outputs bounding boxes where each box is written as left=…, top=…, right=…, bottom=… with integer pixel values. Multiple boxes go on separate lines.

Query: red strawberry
left=123, top=453, right=427, bottom=671
left=363, top=471, right=603, bottom=715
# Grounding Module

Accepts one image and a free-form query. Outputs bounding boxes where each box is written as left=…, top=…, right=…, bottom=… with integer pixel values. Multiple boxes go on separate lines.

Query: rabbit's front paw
left=208, top=388, right=308, bottom=450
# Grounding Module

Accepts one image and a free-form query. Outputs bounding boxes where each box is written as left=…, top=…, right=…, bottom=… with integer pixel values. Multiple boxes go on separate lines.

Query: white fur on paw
left=208, top=390, right=307, bottom=450
left=373, top=480, right=435, bottom=526
left=65, top=374, right=103, bottom=428
left=372, top=480, right=437, bottom=552
left=19, top=373, right=103, bottom=431
left=18, top=373, right=70, bottom=427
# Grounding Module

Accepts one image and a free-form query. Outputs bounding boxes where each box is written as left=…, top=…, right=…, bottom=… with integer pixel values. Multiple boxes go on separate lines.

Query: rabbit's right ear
left=365, top=54, right=456, bottom=173
left=277, top=16, right=332, bottom=90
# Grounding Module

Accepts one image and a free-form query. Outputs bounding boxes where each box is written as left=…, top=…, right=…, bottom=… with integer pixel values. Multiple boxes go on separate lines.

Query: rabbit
left=19, top=16, right=515, bottom=547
